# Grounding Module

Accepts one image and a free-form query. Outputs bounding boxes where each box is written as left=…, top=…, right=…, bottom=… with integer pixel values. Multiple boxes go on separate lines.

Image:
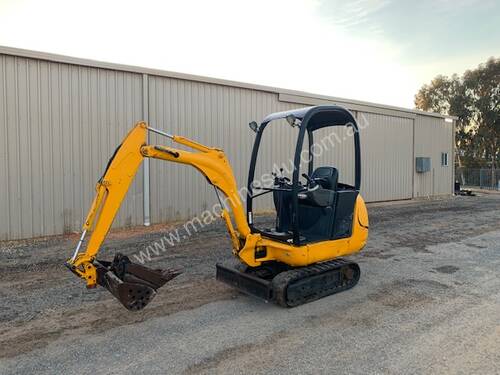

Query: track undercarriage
left=216, top=258, right=360, bottom=307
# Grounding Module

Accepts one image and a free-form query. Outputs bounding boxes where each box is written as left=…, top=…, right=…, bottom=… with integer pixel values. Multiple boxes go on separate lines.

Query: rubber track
left=271, top=258, right=360, bottom=307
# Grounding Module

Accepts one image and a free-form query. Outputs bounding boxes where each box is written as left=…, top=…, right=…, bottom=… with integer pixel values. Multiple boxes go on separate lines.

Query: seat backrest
left=311, top=167, right=338, bottom=191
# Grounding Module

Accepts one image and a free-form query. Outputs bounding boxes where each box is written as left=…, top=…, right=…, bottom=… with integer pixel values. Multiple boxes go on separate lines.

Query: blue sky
left=319, top=0, right=499, bottom=63
left=0, top=0, right=498, bottom=108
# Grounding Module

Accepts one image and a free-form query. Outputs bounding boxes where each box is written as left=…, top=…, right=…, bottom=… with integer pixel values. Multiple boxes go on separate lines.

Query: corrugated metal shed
left=0, top=54, right=144, bottom=240
left=414, top=115, right=455, bottom=197
left=0, top=46, right=456, bottom=240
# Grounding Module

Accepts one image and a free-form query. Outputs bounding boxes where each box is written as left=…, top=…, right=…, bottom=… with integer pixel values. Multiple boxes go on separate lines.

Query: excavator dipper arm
left=67, top=122, right=249, bottom=310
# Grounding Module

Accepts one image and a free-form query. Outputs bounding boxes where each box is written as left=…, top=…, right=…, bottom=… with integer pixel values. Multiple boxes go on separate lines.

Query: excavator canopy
left=247, top=105, right=361, bottom=245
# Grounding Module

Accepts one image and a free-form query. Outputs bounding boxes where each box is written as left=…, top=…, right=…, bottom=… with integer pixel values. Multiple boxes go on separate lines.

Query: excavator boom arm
left=67, top=122, right=249, bottom=309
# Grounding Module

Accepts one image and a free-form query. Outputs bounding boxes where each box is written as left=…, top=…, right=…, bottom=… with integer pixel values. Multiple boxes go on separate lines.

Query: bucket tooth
left=95, top=253, right=181, bottom=311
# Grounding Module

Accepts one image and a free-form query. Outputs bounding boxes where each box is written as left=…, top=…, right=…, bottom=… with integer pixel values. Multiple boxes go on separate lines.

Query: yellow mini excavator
left=67, top=105, right=369, bottom=310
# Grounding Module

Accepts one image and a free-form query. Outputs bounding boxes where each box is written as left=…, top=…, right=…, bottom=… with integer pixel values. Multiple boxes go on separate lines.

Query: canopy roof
left=261, top=105, right=357, bottom=131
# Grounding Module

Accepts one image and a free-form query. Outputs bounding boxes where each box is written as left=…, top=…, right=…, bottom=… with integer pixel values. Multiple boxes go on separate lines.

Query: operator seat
left=298, top=166, right=339, bottom=242
left=271, top=167, right=342, bottom=243
left=311, top=166, right=338, bottom=191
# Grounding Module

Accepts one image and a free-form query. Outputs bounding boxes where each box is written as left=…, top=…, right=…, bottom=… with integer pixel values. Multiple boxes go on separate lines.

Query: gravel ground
left=0, top=194, right=499, bottom=374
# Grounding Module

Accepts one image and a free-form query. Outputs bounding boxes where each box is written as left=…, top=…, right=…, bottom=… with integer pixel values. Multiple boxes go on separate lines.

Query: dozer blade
left=95, top=253, right=181, bottom=311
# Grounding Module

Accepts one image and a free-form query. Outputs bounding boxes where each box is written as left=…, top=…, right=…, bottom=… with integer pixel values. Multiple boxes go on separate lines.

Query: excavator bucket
left=95, top=253, right=181, bottom=311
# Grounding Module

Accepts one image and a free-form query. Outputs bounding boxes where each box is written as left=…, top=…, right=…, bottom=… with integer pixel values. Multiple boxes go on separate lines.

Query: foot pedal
left=96, top=253, right=181, bottom=311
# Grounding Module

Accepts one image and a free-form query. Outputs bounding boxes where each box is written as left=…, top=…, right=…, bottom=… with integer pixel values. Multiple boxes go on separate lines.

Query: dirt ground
left=0, top=194, right=499, bottom=374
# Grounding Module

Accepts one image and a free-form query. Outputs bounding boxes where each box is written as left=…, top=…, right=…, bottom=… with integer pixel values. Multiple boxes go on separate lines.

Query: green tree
left=463, top=58, right=500, bottom=171
left=415, top=57, right=500, bottom=175
left=414, top=74, right=473, bottom=169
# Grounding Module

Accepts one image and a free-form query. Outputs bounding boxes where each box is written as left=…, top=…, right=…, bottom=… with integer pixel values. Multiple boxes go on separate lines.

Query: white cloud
left=323, top=0, right=391, bottom=29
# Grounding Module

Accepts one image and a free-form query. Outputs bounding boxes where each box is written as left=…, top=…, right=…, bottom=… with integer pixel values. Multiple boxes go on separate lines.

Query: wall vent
left=416, top=157, right=431, bottom=173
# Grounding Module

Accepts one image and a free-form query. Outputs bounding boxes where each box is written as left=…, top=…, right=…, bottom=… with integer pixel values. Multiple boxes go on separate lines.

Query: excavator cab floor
left=96, top=253, right=181, bottom=311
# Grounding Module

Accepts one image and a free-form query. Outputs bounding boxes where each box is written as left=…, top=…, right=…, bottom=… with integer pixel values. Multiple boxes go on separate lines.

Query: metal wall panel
left=358, top=112, right=414, bottom=201
left=147, top=76, right=302, bottom=222
left=0, top=48, right=455, bottom=240
left=0, top=55, right=144, bottom=240
left=414, top=115, right=454, bottom=197
left=309, top=121, right=356, bottom=185
left=244, top=102, right=415, bottom=204
left=147, top=78, right=416, bottom=225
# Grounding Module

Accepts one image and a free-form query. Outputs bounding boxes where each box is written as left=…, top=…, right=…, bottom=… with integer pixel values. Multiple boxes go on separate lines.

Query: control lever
left=302, top=173, right=316, bottom=187
left=273, top=169, right=290, bottom=186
